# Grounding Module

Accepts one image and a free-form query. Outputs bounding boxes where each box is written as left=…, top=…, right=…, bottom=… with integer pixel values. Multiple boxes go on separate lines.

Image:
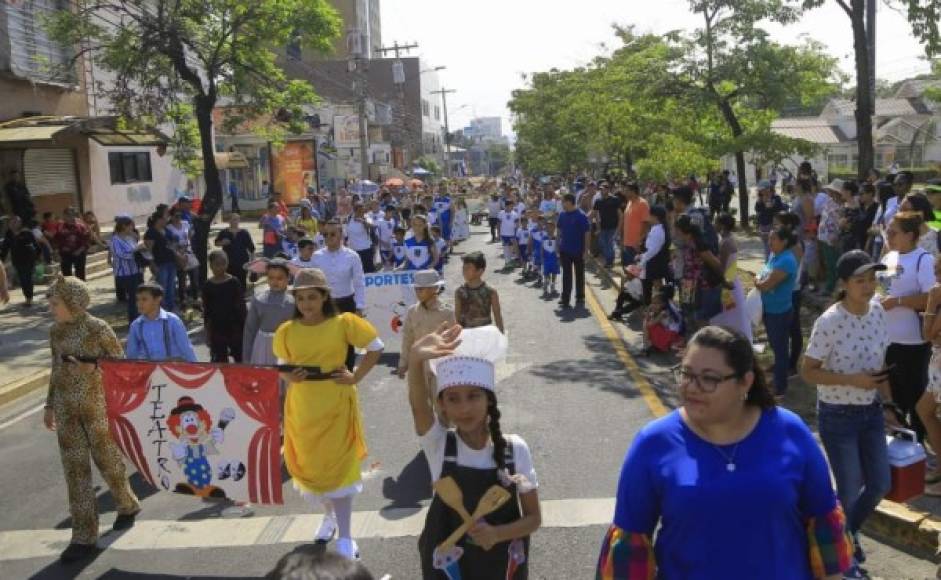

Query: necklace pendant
left=726, top=462, right=736, bottom=472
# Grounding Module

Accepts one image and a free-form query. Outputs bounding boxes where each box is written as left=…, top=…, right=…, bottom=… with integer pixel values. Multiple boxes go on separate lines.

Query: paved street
left=0, top=224, right=937, bottom=579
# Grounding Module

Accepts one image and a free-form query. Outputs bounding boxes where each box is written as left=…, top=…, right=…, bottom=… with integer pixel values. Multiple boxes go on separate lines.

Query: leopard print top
left=48, top=313, right=124, bottom=408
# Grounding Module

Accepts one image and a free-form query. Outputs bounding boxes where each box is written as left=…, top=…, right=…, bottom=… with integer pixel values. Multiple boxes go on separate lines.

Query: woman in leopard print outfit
left=43, top=275, right=141, bottom=563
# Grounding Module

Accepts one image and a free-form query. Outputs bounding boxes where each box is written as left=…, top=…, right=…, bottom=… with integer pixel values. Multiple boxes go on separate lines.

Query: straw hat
left=290, top=268, right=330, bottom=292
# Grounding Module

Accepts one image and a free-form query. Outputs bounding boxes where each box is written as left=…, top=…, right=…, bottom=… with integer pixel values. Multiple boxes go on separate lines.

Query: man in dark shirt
left=592, top=183, right=623, bottom=268
left=53, top=207, right=91, bottom=280
left=557, top=194, right=592, bottom=309
left=3, top=169, right=35, bottom=223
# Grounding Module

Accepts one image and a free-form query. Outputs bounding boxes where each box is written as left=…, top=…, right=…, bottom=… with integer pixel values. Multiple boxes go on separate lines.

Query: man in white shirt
left=487, top=194, right=504, bottom=242
left=345, top=203, right=375, bottom=273
left=311, top=220, right=367, bottom=370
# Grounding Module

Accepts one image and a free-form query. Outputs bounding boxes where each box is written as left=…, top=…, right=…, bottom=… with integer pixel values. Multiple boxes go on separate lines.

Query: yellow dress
left=273, top=313, right=378, bottom=497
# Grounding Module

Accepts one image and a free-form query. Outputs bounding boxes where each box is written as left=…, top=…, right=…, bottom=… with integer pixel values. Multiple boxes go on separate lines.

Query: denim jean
left=598, top=228, right=617, bottom=267
left=763, top=309, right=792, bottom=395
left=818, top=401, right=891, bottom=534
left=621, top=246, right=637, bottom=268
left=155, top=262, right=177, bottom=311
left=115, top=273, right=143, bottom=322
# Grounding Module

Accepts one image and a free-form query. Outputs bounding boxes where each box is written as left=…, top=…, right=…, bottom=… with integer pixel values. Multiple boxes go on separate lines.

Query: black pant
left=115, top=273, right=142, bottom=322
left=356, top=248, right=376, bottom=273
left=788, top=290, right=803, bottom=370
left=229, top=263, right=248, bottom=293
left=12, top=260, right=34, bottom=302
left=560, top=252, right=585, bottom=304
left=60, top=252, right=87, bottom=280
left=335, top=295, right=358, bottom=370
left=886, top=342, right=932, bottom=441
left=489, top=217, right=500, bottom=240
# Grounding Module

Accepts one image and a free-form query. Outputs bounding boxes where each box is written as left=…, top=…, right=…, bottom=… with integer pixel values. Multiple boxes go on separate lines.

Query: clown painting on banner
left=101, top=360, right=283, bottom=505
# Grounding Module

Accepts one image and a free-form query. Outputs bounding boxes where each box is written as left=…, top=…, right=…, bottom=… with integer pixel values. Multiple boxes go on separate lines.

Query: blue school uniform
left=404, top=236, right=433, bottom=270
left=516, top=227, right=531, bottom=262
left=434, top=196, right=453, bottom=241
left=393, top=240, right=407, bottom=268
left=542, top=236, right=560, bottom=275
left=531, top=229, right=544, bottom=267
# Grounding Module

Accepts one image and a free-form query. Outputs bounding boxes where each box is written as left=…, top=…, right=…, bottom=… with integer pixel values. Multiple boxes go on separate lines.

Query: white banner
left=364, top=271, right=419, bottom=350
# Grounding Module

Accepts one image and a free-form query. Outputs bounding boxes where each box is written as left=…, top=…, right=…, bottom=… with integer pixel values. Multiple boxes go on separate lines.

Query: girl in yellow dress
left=273, top=268, right=384, bottom=561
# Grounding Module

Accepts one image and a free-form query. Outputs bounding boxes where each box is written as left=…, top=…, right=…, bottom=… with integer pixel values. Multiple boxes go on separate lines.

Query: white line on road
left=0, top=497, right=615, bottom=561
left=0, top=403, right=45, bottom=431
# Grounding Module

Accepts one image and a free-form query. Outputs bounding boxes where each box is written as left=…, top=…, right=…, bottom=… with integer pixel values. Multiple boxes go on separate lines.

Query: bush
left=827, top=166, right=940, bottom=183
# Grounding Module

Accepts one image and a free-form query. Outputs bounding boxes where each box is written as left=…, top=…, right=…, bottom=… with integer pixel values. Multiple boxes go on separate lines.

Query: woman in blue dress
left=404, top=214, right=439, bottom=271
left=597, top=325, right=853, bottom=580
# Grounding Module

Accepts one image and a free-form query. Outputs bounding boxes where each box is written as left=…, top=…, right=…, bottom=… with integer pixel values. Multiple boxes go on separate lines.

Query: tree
left=681, top=0, right=840, bottom=222
left=412, top=156, right=442, bottom=176
left=800, top=0, right=941, bottom=180
left=46, top=1, right=341, bottom=278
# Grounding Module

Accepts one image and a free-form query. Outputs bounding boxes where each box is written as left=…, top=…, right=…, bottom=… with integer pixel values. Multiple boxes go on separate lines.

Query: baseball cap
left=758, top=179, right=772, bottom=190
left=837, top=250, right=886, bottom=280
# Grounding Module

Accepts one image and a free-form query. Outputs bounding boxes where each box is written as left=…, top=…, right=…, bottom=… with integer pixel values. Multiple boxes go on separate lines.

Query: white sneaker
left=314, top=512, right=337, bottom=543
left=335, top=537, right=360, bottom=560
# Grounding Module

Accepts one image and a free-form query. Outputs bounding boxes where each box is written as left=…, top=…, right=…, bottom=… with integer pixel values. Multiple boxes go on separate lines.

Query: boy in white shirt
left=376, top=206, right=397, bottom=269
left=498, top=200, right=520, bottom=265
left=291, top=238, right=317, bottom=268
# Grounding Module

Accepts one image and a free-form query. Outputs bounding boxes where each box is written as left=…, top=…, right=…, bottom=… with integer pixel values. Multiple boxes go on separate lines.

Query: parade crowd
left=4, top=162, right=941, bottom=579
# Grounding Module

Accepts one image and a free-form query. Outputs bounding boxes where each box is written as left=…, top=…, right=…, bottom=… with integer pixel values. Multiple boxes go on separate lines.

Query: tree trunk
left=851, top=0, right=874, bottom=181
left=716, top=96, right=751, bottom=225
left=192, top=94, right=222, bottom=284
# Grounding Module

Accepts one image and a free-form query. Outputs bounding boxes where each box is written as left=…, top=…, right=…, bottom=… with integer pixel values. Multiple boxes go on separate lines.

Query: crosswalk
left=0, top=497, right=614, bottom=562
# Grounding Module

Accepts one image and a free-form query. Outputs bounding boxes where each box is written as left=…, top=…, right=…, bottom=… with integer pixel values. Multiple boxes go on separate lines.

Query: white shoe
left=314, top=512, right=337, bottom=543
left=335, top=538, right=360, bottom=560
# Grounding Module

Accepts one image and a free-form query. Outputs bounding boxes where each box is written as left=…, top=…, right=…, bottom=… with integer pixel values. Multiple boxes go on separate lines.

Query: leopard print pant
left=50, top=313, right=140, bottom=545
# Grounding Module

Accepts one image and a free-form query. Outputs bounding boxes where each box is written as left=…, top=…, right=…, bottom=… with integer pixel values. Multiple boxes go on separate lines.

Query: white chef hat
left=430, top=325, right=508, bottom=394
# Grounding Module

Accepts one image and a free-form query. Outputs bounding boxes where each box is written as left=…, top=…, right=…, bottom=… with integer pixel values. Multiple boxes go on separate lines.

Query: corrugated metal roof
left=0, top=125, right=67, bottom=143
left=771, top=118, right=846, bottom=144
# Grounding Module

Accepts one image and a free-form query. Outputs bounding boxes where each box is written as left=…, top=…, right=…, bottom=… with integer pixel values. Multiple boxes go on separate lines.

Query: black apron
left=418, top=431, right=529, bottom=580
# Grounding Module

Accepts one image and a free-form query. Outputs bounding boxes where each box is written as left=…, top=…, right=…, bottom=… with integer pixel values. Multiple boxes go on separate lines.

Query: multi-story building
left=0, top=1, right=188, bottom=222
left=322, top=0, right=382, bottom=59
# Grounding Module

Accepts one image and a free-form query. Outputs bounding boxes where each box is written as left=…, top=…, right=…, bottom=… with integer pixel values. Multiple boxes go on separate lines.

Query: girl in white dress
left=452, top=199, right=471, bottom=242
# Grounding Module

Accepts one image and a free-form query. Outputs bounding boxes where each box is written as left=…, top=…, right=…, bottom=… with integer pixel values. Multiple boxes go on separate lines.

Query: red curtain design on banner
left=220, top=366, right=282, bottom=505
left=101, top=361, right=157, bottom=486
left=160, top=364, right=218, bottom=389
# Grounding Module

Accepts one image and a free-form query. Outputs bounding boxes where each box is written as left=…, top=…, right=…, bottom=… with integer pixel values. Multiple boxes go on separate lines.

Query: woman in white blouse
left=637, top=205, right=671, bottom=305
left=801, top=250, right=894, bottom=576
left=900, top=192, right=939, bottom=258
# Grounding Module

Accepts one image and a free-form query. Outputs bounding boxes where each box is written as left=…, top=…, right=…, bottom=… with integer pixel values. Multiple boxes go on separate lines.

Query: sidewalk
left=0, top=220, right=262, bottom=406
left=590, top=232, right=941, bottom=560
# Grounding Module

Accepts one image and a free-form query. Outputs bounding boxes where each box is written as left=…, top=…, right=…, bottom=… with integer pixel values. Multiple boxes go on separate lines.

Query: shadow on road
left=55, top=472, right=158, bottom=530
left=95, top=570, right=249, bottom=579
left=381, top=451, right=432, bottom=514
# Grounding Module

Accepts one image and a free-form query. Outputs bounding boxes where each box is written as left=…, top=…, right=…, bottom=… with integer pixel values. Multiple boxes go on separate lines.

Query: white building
left=723, top=82, right=941, bottom=184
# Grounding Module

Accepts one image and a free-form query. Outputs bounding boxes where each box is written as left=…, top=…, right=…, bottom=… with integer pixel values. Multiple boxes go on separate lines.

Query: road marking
left=0, top=497, right=615, bottom=561
left=0, top=402, right=45, bottom=431
left=585, top=285, right=669, bottom=418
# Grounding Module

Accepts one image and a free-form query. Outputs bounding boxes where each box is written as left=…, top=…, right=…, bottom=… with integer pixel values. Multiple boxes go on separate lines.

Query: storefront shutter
left=23, top=148, right=77, bottom=196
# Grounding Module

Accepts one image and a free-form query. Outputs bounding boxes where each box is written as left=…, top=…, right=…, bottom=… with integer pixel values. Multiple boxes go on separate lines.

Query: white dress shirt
left=638, top=223, right=665, bottom=268
left=345, top=217, right=373, bottom=251
left=311, top=246, right=366, bottom=309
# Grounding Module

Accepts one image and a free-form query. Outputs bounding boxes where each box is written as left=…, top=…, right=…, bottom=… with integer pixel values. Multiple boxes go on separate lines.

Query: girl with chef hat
left=406, top=323, right=541, bottom=579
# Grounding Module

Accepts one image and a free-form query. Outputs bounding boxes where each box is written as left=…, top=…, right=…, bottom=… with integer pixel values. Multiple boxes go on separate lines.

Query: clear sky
left=380, top=0, right=933, bottom=136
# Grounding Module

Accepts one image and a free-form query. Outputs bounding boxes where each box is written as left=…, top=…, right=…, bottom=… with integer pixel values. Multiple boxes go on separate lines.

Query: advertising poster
left=271, top=141, right=317, bottom=204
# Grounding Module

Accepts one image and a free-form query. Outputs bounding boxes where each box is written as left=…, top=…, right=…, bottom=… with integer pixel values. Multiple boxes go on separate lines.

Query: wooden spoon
left=437, top=485, right=512, bottom=552
left=434, top=476, right=473, bottom=522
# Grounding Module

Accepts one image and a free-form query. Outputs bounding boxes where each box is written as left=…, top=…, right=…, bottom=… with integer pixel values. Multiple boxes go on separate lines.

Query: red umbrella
left=384, top=177, right=404, bottom=188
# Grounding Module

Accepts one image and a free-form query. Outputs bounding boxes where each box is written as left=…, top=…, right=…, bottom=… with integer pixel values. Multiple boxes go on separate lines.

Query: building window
left=5, top=0, right=76, bottom=85
left=422, top=99, right=430, bottom=118
left=108, top=152, right=153, bottom=184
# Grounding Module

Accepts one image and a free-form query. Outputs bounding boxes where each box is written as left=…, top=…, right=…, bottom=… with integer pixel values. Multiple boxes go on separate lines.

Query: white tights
left=320, top=497, right=353, bottom=540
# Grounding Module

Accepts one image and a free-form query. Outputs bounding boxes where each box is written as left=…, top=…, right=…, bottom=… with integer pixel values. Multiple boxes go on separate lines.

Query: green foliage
left=413, top=156, right=442, bottom=175
left=45, top=0, right=342, bottom=213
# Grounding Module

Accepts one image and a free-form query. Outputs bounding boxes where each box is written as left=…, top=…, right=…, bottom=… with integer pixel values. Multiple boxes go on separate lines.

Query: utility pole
left=348, top=29, right=370, bottom=182
left=375, top=41, right=418, bottom=59
left=432, top=87, right=457, bottom=177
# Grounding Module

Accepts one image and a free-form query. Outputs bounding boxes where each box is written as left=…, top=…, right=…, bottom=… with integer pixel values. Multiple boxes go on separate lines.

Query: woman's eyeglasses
left=672, top=366, right=738, bottom=393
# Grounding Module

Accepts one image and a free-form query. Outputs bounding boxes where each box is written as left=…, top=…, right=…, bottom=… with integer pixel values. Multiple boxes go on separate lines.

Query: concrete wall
left=86, top=141, right=190, bottom=223
left=0, top=78, right=88, bottom=122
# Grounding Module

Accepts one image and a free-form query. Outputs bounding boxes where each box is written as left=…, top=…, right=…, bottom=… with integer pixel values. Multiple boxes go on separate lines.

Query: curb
left=0, top=324, right=205, bottom=409
left=586, top=254, right=941, bottom=561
